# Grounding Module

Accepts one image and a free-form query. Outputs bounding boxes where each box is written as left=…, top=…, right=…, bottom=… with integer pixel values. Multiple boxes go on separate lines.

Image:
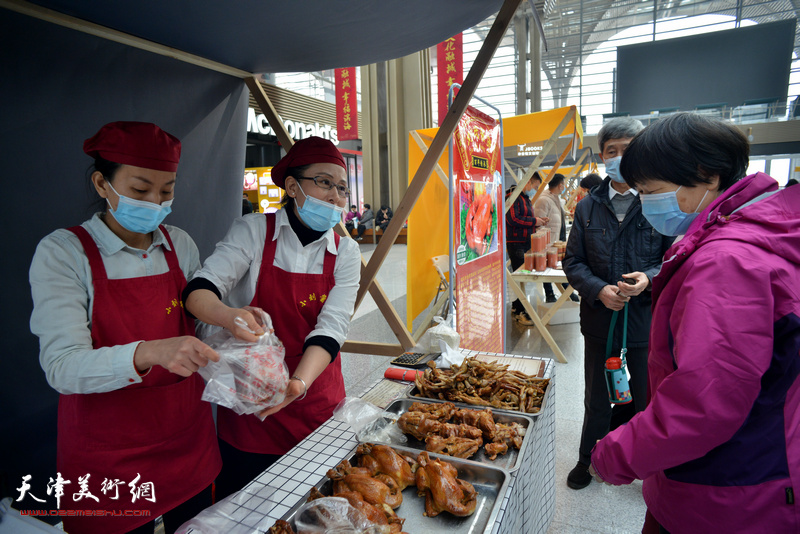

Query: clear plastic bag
left=332, top=397, right=406, bottom=444
left=175, top=485, right=278, bottom=533
left=198, top=310, right=288, bottom=420
left=294, top=497, right=391, bottom=534
left=419, top=316, right=460, bottom=353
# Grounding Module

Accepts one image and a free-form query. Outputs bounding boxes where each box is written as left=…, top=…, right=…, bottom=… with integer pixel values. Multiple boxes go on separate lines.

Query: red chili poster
left=437, top=33, right=463, bottom=125
left=335, top=67, right=358, bottom=141
left=454, top=106, right=504, bottom=353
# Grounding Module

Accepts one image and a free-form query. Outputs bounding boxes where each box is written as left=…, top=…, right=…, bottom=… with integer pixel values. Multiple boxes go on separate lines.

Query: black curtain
left=0, top=11, right=248, bottom=513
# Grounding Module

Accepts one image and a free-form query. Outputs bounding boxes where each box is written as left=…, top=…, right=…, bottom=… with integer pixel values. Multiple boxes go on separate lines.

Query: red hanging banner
left=437, top=33, right=463, bottom=125
left=335, top=67, right=359, bottom=141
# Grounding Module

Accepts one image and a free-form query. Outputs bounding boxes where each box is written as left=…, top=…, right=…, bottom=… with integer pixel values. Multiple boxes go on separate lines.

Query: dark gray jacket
left=563, top=178, right=674, bottom=348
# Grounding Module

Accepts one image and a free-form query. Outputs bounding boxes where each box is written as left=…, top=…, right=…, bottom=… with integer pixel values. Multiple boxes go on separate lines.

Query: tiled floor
left=343, top=243, right=647, bottom=534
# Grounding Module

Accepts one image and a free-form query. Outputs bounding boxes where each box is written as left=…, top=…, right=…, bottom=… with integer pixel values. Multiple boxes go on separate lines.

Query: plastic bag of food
left=424, top=316, right=460, bottom=353
left=333, top=397, right=406, bottom=444
left=199, top=310, right=288, bottom=420
left=294, top=497, right=391, bottom=534
left=175, top=485, right=278, bottom=533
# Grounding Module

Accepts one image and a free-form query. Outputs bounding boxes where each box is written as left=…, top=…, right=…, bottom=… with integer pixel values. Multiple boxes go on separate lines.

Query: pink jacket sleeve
left=592, top=244, right=776, bottom=484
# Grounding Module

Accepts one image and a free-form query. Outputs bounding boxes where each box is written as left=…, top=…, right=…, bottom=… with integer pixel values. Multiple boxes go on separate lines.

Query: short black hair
left=532, top=171, right=542, bottom=182
left=580, top=173, right=602, bottom=190
left=350, top=204, right=357, bottom=209
left=364, top=203, right=371, bottom=210
left=548, top=173, right=565, bottom=189
left=621, top=112, right=749, bottom=192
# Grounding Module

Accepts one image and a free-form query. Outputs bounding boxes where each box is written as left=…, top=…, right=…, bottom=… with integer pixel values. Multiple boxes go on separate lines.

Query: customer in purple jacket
left=591, top=112, right=800, bottom=533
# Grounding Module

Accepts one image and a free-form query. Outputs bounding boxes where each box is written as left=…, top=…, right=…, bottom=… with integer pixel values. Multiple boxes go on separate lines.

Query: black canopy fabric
left=28, top=0, right=504, bottom=73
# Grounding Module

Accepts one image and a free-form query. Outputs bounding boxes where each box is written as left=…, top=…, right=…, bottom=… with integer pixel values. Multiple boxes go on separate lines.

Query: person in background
left=243, top=193, right=254, bottom=215
left=578, top=173, right=603, bottom=200
left=376, top=204, right=393, bottom=231
left=535, top=173, right=578, bottom=303
left=562, top=117, right=674, bottom=491
left=505, top=171, right=548, bottom=326
left=591, top=112, right=800, bottom=533
left=183, top=136, right=360, bottom=501
left=786, top=178, right=798, bottom=187
left=344, top=204, right=360, bottom=233
left=356, top=203, right=374, bottom=241
left=29, top=121, right=221, bottom=534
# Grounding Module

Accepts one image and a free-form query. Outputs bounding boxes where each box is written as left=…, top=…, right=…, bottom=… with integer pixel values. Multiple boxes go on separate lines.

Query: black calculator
left=390, top=352, right=440, bottom=369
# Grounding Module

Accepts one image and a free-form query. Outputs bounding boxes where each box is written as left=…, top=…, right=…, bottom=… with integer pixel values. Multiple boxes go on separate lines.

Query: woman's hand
left=598, top=285, right=629, bottom=311
left=257, top=377, right=306, bottom=419
left=134, top=336, right=220, bottom=376
left=223, top=306, right=266, bottom=342
left=589, top=463, right=613, bottom=486
left=616, top=271, right=650, bottom=297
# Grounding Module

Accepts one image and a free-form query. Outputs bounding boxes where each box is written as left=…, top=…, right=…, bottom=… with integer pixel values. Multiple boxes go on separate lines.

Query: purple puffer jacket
left=592, top=173, right=800, bottom=533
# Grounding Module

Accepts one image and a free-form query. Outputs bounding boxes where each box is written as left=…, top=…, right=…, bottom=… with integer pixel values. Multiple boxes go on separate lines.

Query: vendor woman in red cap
left=184, top=136, right=360, bottom=499
left=29, top=121, right=221, bottom=534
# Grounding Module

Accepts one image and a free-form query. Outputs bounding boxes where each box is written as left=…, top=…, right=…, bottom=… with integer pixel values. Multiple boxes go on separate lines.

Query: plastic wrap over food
left=333, top=397, right=406, bottom=444
left=199, top=311, right=288, bottom=420
left=294, top=497, right=391, bottom=534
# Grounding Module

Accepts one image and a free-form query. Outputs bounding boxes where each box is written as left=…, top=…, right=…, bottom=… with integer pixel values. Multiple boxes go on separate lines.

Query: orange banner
left=437, top=34, right=463, bottom=125
left=335, top=67, right=358, bottom=140
left=454, top=106, right=504, bottom=353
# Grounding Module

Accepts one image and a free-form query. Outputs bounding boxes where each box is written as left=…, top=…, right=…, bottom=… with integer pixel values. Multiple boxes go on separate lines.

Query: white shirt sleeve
left=30, top=230, right=143, bottom=394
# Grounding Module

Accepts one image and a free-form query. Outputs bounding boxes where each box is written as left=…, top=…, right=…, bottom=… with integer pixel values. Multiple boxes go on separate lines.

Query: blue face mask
left=107, top=182, right=173, bottom=234
left=640, top=186, right=709, bottom=236
left=296, top=185, right=345, bottom=231
left=524, top=188, right=536, bottom=199
left=604, top=156, right=626, bottom=183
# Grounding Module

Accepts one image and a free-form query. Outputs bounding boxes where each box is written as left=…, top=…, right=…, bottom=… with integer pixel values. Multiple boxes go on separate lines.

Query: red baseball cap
left=270, top=136, right=346, bottom=189
left=83, top=121, right=181, bottom=172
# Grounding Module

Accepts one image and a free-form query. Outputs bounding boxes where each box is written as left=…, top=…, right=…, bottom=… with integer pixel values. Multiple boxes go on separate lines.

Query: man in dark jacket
left=505, top=172, right=547, bottom=325
left=563, top=117, right=674, bottom=490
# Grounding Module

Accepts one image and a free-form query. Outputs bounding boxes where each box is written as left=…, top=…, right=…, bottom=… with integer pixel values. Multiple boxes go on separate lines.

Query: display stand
left=216, top=351, right=556, bottom=534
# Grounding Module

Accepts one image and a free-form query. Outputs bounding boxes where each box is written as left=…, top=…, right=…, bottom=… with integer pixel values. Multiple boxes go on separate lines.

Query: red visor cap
left=270, top=136, right=346, bottom=189
left=83, top=121, right=181, bottom=172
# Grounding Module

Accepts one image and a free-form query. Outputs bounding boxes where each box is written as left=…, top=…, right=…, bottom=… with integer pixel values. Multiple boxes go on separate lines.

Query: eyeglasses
left=296, top=176, right=350, bottom=197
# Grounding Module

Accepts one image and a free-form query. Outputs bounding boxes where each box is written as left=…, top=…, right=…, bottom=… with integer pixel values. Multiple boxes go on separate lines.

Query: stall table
left=509, top=267, right=575, bottom=363
left=214, top=351, right=556, bottom=534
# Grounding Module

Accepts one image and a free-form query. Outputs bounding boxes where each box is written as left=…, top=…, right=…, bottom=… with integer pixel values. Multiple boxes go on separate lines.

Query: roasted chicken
left=484, top=441, right=508, bottom=460
left=415, top=452, right=477, bottom=517
left=356, top=443, right=416, bottom=491
left=425, top=435, right=483, bottom=458
left=452, top=407, right=497, bottom=440
left=327, top=460, right=403, bottom=509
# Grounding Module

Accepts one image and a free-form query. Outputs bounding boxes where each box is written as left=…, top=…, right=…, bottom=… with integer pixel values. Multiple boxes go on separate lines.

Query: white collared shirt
left=29, top=213, right=200, bottom=394
left=191, top=208, right=361, bottom=347
left=608, top=184, right=639, bottom=200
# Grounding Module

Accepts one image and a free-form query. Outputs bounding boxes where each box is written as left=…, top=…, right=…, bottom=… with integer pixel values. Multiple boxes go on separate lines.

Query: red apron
left=217, top=213, right=346, bottom=454
left=58, top=226, right=221, bottom=534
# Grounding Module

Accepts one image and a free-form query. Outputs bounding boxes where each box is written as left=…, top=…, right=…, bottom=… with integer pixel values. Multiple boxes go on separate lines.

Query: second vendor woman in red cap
left=184, top=136, right=360, bottom=499
left=29, top=121, right=221, bottom=533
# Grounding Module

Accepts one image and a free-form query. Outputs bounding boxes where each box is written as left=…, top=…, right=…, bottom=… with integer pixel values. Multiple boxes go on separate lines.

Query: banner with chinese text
left=437, top=34, right=463, bottom=125
left=335, top=67, right=358, bottom=140
left=454, top=106, right=504, bottom=353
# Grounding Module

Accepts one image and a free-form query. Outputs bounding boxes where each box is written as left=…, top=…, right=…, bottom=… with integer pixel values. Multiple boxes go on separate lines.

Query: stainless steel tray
left=373, top=398, right=533, bottom=473
left=281, top=443, right=509, bottom=534
left=405, top=377, right=550, bottom=418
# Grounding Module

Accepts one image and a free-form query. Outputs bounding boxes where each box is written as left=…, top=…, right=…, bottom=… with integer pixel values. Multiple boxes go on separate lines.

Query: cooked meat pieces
left=356, top=443, right=416, bottom=491
left=415, top=451, right=477, bottom=517
left=452, top=407, right=497, bottom=440
left=435, top=422, right=483, bottom=440
left=268, top=520, right=295, bottom=534
left=415, top=356, right=550, bottom=413
left=493, top=421, right=526, bottom=449
left=484, top=441, right=508, bottom=460
left=397, top=410, right=436, bottom=440
left=327, top=459, right=403, bottom=509
left=407, top=401, right=456, bottom=420
left=425, top=435, right=483, bottom=459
